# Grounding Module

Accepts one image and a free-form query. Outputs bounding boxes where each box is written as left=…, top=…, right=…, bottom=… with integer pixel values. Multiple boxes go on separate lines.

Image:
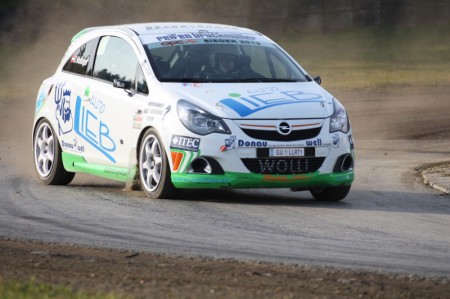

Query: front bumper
left=171, top=169, right=354, bottom=189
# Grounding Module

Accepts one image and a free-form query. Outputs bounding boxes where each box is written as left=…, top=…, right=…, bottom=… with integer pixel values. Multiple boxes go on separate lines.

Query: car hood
left=161, top=82, right=334, bottom=119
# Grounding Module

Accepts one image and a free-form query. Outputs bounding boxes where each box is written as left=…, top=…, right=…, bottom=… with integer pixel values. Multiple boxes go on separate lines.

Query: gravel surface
left=1, top=81, right=450, bottom=298
left=1, top=239, right=449, bottom=298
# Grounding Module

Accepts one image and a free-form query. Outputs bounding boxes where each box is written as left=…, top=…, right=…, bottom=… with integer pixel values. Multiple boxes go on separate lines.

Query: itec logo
left=170, top=135, right=201, bottom=152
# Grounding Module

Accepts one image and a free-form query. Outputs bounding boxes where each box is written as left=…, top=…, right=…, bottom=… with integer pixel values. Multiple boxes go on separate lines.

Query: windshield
left=145, top=40, right=310, bottom=83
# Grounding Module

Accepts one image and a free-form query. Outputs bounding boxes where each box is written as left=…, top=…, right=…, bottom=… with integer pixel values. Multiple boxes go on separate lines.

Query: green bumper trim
left=171, top=171, right=354, bottom=189
left=62, top=152, right=130, bottom=182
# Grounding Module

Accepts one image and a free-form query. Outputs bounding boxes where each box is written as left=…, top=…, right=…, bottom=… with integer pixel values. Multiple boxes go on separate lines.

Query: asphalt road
left=1, top=87, right=449, bottom=277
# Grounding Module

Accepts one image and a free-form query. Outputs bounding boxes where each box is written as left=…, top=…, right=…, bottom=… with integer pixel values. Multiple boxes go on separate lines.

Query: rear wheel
left=33, top=119, right=75, bottom=185
left=310, top=185, right=351, bottom=201
left=138, top=128, right=180, bottom=199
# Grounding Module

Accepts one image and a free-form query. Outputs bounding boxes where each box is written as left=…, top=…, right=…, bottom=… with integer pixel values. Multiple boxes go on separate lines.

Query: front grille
left=241, top=127, right=322, bottom=141
left=241, top=157, right=325, bottom=175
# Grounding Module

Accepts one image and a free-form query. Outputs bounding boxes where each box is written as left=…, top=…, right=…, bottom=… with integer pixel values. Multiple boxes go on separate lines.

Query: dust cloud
left=0, top=0, right=212, bottom=176
left=1, top=1, right=449, bottom=177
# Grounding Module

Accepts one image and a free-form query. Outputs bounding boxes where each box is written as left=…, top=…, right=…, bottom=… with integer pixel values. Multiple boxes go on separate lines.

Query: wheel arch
left=135, top=125, right=173, bottom=168
left=32, top=117, right=60, bottom=148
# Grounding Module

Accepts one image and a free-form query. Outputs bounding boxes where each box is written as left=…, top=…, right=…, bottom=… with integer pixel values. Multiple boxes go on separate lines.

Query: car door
left=55, top=37, right=99, bottom=159
left=76, top=35, right=147, bottom=167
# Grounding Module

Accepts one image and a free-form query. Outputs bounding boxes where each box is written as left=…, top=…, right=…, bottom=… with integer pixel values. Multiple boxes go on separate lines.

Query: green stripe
left=62, top=152, right=129, bottom=182
left=171, top=171, right=354, bottom=189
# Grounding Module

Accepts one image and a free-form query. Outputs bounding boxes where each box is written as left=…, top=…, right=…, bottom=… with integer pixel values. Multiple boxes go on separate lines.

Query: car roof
left=71, top=22, right=265, bottom=43
left=125, top=22, right=259, bottom=35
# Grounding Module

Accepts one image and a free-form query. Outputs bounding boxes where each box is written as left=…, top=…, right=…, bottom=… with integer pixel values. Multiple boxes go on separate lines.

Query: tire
left=33, top=119, right=75, bottom=185
left=138, top=128, right=180, bottom=199
left=310, top=185, right=351, bottom=201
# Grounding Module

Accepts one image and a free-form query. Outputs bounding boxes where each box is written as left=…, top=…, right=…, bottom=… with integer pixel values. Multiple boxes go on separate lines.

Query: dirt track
left=1, top=85, right=450, bottom=297
left=1, top=239, right=449, bottom=299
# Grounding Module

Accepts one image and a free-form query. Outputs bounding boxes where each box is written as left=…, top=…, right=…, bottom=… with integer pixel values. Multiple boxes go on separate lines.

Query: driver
left=216, top=53, right=238, bottom=73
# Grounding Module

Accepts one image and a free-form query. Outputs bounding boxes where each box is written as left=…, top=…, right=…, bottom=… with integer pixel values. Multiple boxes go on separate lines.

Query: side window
left=93, top=36, right=138, bottom=83
left=134, top=66, right=149, bottom=95
left=62, top=38, right=98, bottom=75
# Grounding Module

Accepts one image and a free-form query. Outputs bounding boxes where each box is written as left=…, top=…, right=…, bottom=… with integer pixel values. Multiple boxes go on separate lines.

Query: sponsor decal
left=247, top=86, right=278, bottom=94
left=204, top=39, right=238, bottom=44
left=145, top=115, right=155, bottom=122
left=70, top=55, right=89, bottom=66
left=133, top=110, right=143, bottom=129
left=147, top=102, right=164, bottom=115
left=333, top=133, right=340, bottom=148
left=221, top=135, right=236, bottom=152
left=104, top=166, right=127, bottom=177
left=238, top=139, right=268, bottom=148
left=35, top=91, right=46, bottom=114
left=155, top=32, right=256, bottom=42
left=170, top=135, right=201, bottom=152
left=306, top=138, right=322, bottom=146
left=54, top=82, right=73, bottom=135
left=150, top=109, right=163, bottom=115
left=147, top=102, right=165, bottom=108
left=161, top=39, right=197, bottom=46
left=258, top=159, right=309, bottom=174
left=182, top=83, right=203, bottom=88
left=89, top=93, right=106, bottom=114
left=74, top=95, right=116, bottom=163
left=262, top=174, right=308, bottom=182
left=61, top=137, right=85, bottom=153
left=219, top=91, right=323, bottom=117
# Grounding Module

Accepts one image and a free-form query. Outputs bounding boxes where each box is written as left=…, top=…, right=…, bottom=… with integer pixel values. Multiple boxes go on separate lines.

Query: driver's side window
left=93, top=36, right=138, bottom=83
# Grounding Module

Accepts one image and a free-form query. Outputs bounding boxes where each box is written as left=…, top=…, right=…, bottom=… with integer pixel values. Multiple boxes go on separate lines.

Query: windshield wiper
left=234, top=78, right=300, bottom=83
left=160, top=77, right=215, bottom=83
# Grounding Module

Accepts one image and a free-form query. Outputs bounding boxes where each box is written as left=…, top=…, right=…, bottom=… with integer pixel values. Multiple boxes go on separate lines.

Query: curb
left=422, top=162, right=450, bottom=195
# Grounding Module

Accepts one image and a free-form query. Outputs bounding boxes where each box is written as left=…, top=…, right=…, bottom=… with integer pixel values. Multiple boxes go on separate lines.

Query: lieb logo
left=220, top=90, right=322, bottom=117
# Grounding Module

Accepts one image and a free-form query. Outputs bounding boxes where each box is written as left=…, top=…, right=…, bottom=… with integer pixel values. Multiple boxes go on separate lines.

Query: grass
left=0, top=279, right=126, bottom=299
left=1, top=24, right=449, bottom=97
left=277, top=25, right=450, bottom=90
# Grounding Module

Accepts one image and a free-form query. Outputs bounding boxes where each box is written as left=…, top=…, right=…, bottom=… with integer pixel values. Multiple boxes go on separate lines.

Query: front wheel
left=310, top=185, right=351, bottom=201
left=138, top=128, right=181, bottom=199
left=33, top=119, right=75, bottom=185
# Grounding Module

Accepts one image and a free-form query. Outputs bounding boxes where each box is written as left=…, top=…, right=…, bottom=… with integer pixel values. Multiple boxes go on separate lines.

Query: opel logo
left=277, top=121, right=291, bottom=135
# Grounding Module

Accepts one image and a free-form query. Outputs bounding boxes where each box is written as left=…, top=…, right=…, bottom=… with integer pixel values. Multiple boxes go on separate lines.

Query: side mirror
left=113, top=79, right=132, bottom=90
left=313, top=76, right=321, bottom=85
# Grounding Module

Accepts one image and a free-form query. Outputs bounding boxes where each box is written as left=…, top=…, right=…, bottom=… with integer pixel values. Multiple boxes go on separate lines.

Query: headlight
left=329, top=98, right=349, bottom=133
left=177, top=100, right=231, bottom=135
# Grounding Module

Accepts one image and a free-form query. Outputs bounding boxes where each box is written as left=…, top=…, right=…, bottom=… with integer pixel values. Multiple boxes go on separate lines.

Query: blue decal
left=220, top=91, right=323, bottom=117
left=54, top=82, right=73, bottom=135
left=306, top=138, right=322, bottom=146
left=74, top=96, right=116, bottom=163
left=238, top=139, right=268, bottom=147
left=333, top=133, right=340, bottom=148
left=35, top=91, right=46, bottom=114
left=221, top=135, right=236, bottom=151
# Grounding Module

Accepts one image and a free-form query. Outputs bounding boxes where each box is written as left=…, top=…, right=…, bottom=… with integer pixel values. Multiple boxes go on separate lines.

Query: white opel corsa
left=33, top=22, right=354, bottom=200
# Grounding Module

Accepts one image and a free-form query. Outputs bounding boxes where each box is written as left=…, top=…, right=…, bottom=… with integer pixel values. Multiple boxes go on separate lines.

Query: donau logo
left=277, top=121, right=291, bottom=135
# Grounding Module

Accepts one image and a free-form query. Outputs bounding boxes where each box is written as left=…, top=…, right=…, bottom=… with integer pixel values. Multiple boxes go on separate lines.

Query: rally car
left=32, top=22, right=354, bottom=200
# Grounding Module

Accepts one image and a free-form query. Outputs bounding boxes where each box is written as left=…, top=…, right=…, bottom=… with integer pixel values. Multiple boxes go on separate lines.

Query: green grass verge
left=0, top=279, right=126, bottom=299
left=278, top=25, right=450, bottom=90
left=1, top=24, right=449, bottom=98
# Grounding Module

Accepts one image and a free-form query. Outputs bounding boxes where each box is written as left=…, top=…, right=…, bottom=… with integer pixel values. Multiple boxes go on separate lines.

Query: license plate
left=269, top=148, right=305, bottom=157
